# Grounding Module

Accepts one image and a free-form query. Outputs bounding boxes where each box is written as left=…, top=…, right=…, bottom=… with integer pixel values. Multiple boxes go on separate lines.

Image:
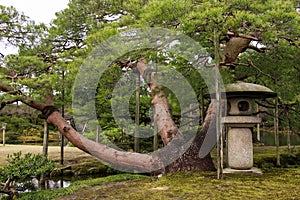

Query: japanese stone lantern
left=222, top=82, right=276, bottom=172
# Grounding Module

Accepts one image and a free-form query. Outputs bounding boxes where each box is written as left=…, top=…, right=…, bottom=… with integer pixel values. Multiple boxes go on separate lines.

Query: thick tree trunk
left=150, top=72, right=183, bottom=145
left=164, top=101, right=217, bottom=173
left=137, top=61, right=216, bottom=172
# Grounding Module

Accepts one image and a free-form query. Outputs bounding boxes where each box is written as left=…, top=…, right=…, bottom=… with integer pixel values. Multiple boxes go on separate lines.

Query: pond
left=260, top=131, right=300, bottom=146
left=0, top=174, right=100, bottom=199
left=0, top=177, right=71, bottom=199
left=15, top=177, right=71, bottom=192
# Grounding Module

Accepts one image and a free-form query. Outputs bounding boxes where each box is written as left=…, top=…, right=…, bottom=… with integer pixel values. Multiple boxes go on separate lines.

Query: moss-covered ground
left=19, top=168, right=300, bottom=200
left=16, top=145, right=300, bottom=200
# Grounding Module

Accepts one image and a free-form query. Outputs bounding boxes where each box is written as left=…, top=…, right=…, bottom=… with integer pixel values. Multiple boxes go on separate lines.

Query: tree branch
left=222, top=59, right=277, bottom=82
left=227, top=31, right=260, bottom=41
left=248, top=45, right=266, bottom=53
left=0, top=99, right=20, bottom=110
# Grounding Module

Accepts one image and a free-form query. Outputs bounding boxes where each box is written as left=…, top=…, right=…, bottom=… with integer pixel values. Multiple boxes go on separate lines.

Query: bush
left=0, top=151, right=57, bottom=198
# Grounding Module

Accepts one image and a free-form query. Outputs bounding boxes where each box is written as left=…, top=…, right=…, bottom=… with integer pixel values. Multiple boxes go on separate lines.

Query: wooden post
left=96, top=126, right=99, bottom=143
left=274, top=97, right=280, bottom=166
left=2, top=128, right=5, bottom=147
left=60, top=70, right=65, bottom=165
left=134, top=71, right=140, bottom=153
left=214, top=28, right=223, bottom=179
left=256, top=103, right=260, bottom=141
left=42, top=121, right=49, bottom=158
left=201, top=87, right=204, bottom=124
left=287, top=122, right=291, bottom=156
left=41, top=120, right=49, bottom=187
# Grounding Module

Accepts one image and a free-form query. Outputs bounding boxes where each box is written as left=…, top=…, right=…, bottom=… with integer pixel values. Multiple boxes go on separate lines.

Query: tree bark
left=46, top=111, right=162, bottom=172
left=136, top=61, right=215, bottom=172
left=223, top=37, right=251, bottom=63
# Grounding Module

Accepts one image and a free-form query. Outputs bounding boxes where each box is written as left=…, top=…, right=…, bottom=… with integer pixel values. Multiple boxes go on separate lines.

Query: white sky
left=0, top=0, right=69, bottom=55
left=0, top=0, right=69, bottom=24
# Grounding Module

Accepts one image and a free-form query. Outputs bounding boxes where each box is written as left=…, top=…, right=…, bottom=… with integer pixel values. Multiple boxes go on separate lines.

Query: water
left=260, top=131, right=300, bottom=146
left=16, top=177, right=71, bottom=192
left=0, top=177, right=70, bottom=199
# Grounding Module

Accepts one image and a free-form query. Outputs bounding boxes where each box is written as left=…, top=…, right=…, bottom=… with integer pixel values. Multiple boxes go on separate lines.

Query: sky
left=0, top=0, right=69, bottom=55
left=0, top=0, right=69, bottom=24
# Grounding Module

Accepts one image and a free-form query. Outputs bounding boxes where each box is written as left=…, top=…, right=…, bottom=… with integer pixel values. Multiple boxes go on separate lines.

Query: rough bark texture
left=150, top=72, right=183, bottom=145
left=137, top=61, right=216, bottom=172
left=223, top=37, right=251, bottom=63
left=164, top=101, right=217, bottom=173
left=47, top=112, right=162, bottom=173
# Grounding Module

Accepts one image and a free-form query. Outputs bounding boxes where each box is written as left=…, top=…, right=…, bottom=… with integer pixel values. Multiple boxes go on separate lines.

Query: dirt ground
left=0, top=144, right=95, bottom=166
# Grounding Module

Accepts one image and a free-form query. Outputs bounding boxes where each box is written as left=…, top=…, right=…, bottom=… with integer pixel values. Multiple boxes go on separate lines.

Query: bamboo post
left=256, top=103, right=260, bottom=141
left=41, top=120, right=49, bottom=187
left=134, top=71, right=140, bottom=153
left=214, top=28, right=223, bottom=179
left=96, top=125, right=99, bottom=143
left=201, top=87, right=205, bottom=124
left=287, top=122, right=291, bottom=156
left=42, top=121, right=49, bottom=158
left=274, top=97, right=280, bottom=166
left=2, top=127, right=5, bottom=146
left=60, top=70, right=65, bottom=165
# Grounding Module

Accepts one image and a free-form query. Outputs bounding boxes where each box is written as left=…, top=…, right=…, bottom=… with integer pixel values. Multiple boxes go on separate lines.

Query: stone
left=227, top=128, right=253, bottom=169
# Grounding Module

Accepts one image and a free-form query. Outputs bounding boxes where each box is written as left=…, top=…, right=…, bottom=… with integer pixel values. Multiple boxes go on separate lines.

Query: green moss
left=19, top=169, right=299, bottom=200
left=18, top=174, right=148, bottom=200
left=17, top=146, right=300, bottom=200
left=82, top=169, right=300, bottom=200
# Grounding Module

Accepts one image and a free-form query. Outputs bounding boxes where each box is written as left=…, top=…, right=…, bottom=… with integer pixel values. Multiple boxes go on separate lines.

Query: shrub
left=0, top=151, right=57, bottom=198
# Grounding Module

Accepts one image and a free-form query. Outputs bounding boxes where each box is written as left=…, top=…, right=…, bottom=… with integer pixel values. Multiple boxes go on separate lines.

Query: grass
left=1, top=145, right=300, bottom=199
left=18, top=174, right=148, bottom=200
left=18, top=169, right=300, bottom=200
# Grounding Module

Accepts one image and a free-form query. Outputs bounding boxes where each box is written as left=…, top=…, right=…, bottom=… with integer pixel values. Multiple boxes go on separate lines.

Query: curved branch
left=46, top=112, right=161, bottom=172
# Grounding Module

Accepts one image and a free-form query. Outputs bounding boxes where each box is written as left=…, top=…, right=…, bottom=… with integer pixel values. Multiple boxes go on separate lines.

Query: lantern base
left=223, top=167, right=262, bottom=175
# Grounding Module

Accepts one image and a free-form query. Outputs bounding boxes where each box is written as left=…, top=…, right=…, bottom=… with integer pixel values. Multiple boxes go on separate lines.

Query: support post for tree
left=60, top=70, right=65, bottom=165
left=42, top=121, right=49, bottom=158
left=134, top=71, right=140, bottom=153
left=274, top=97, right=280, bottom=166
left=287, top=120, right=291, bottom=156
left=214, top=28, right=223, bottom=179
left=201, top=87, right=205, bottom=124
left=41, top=120, right=49, bottom=187
left=256, top=103, right=260, bottom=141
left=96, top=125, right=99, bottom=143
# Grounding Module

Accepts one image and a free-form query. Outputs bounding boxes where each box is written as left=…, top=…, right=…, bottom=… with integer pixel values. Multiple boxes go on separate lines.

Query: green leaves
left=140, top=0, right=191, bottom=27
left=0, top=151, right=57, bottom=182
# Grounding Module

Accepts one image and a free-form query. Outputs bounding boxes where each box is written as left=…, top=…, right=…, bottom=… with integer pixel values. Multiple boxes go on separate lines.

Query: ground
left=1, top=145, right=300, bottom=199
left=50, top=169, right=300, bottom=200
left=0, top=144, right=97, bottom=166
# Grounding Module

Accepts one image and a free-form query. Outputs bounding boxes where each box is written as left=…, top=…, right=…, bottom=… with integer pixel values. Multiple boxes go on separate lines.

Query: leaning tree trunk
left=136, top=61, right=216, bottom=173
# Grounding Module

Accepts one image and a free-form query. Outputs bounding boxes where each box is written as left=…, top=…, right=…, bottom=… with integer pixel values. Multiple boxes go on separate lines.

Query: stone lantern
left=222, top=82, right=276, bottom=173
